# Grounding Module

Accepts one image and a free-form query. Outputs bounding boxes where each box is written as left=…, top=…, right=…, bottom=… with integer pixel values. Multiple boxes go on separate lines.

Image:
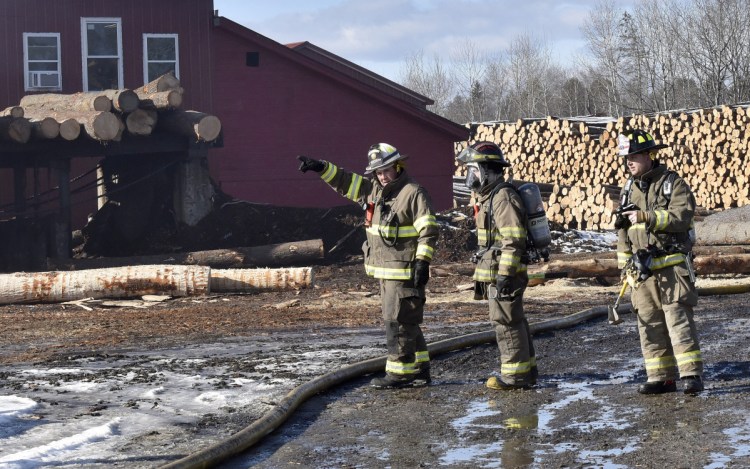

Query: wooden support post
left=51, top=158, right=71, bottom=259
left=173, top=143, right=214, bottom=226
left=13, top=160, right=26, bottom=216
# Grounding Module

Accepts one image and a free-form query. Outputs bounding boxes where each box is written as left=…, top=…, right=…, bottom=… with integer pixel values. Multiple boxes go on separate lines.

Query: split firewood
left=0, top=116, right=31, bottom=143
left=20, top=91, right=112, bottom=112
left=157, top=110, right=221, bottom=142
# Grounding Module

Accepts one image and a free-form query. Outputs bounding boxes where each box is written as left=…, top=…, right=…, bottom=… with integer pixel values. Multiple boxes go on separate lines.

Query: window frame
left=23, top=32, right=62, bottom=91
left=142, top=33, right=180, bottom=84
left=80, top=17, right=123, bottom=91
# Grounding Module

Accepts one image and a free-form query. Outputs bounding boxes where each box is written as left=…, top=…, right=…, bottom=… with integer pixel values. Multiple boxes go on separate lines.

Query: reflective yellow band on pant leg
left=644, top=355, right=677, bottom=371
left=385, top=360, right=417, bottom=375
left=415, top=350, right=430, bottom=364
left=501, top=361, right=532, bottom=375
left=675, top=350, right=703, bottom=366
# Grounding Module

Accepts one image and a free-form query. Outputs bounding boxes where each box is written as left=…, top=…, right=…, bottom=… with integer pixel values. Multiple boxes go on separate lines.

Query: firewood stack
left=456, top=105, right=750, bottom=230
left=0, top=72, right=221, bottom=145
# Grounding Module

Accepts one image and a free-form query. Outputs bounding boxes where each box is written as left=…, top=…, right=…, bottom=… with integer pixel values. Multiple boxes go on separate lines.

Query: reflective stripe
left=653, top=209, right=669, bottom=231
left=644, top=355, right=677, bottom=371
left=366, top=224, right=418, bottom=238
left=498, top=252, right=520, bottom=268
left=321, top=162, right=337, bottom=183
left=413, top=214, right=437, bottom=232
left=501, top=360, right=532, bottom=375
left=416, top=244, right=434, bottom=260
left=651, top=253, right=686, bottom=270
left=628, top=224, right=647, bottom=232
left=365, top=264, right=412, bottom=280
left=346, top=173, right=363, bottom=201
left=386, top=359, right=417, bottom=375
left=473, top=264, right=527, bottom=282
left=617, top=251, right=632, bottom=269
left=477, top=226, right=526, bottom=244
left=416, top=350, right=430, bottom=364
left=498, top=226, right=527, bottom=238
left=675, top=350, right=702, bottom=366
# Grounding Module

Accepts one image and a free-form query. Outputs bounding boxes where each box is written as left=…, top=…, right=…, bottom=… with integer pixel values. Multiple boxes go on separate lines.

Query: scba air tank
left=517, top=183, right=552, bottom=249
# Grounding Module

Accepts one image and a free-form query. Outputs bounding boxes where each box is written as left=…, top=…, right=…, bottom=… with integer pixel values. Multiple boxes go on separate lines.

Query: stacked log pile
left=456, top=105, right=750, bottom=230
left=0, top=72, right=221, bottom=144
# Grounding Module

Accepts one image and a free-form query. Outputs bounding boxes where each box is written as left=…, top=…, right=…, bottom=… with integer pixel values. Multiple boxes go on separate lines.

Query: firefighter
left=615, top=129, right=704, bottom=395
left=456, top=141, right=537, bottom=390
left=297, top=144, right=438, bottom=388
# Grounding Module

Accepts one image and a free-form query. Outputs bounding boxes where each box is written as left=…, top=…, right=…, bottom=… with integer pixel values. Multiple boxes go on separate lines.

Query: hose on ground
left=159, top=282, right=750, bottom=469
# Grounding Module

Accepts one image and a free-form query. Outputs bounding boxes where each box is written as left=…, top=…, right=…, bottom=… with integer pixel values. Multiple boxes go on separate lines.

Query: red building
left=0, top=0, right=466, bottom=228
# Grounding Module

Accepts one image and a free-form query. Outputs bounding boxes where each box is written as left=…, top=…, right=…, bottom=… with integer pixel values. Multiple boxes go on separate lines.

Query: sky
left=213, top=0, right=636, bottom=82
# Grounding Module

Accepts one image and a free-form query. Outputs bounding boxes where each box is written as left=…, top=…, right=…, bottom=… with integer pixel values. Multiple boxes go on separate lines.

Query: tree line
left=398, top=0, right=750, bottom=124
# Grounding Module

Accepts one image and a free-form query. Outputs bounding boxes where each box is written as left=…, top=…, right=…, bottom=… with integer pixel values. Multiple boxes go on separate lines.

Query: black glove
left=414, top=260, right=430, bottom=287
left=297, top=155, right=326, bottom=173
left=495, top=274, right=512, bottom=295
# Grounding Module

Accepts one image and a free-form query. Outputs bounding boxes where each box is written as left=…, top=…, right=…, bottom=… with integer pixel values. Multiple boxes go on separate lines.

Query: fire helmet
left=456, top=141, right=511, bottom=167
left=364, top=143, right=407, bottom=174
left=617, top=130, right=668, bottom=157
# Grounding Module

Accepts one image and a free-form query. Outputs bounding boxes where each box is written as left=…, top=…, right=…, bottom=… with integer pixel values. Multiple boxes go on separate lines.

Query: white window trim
left=142, top=33, right=179, bottom=84
left=23, top=32, right=62, bottom=91
left=80, top=17, right=123, bottom=91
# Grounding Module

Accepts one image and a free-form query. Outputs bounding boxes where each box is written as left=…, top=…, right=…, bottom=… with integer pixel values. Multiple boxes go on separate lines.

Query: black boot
left=638, top=380, right=677, bottom=395
left=681, top=376, right=704, bottom=395
left=370, top=373, right=417, bottom=389
left=415, top=364, right=431, bottom=384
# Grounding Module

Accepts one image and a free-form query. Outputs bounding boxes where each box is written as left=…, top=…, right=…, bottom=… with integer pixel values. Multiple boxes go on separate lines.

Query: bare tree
left=398, top=50, right=455, bottom=116
left=506, top=33, right=553, bottom=119
left=451, top=39, right=489, bottom=122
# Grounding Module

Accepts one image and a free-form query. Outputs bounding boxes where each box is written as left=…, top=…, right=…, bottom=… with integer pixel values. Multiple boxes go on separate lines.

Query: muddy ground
left=1, top=204, right=750, bottom=468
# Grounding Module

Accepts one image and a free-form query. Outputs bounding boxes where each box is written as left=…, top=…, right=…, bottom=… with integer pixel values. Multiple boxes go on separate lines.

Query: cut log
left=158, top=110, right=221, bottom=142
left=135, top=89, right=183, bottom=110
left=0, top=106, right=24, bottom=118
left=47, top=239, right=325, bottom=270
left=136, top=71, right=181, bottom=94
left=58, top=118, right=82, bottom=141
left=29, top=117, right=60, bottom=140
left=695, top=221, right=750, bottom=245
left=20, top=92, right=112, bottom=112
left=101, top=89, right=140, bottom=113
left=22, top=109, right=119, bottom=141
left=0, top=117, right=31, bottom=143
left=0, top=265, right=211, bottom=305
left=125, top=109, right=158, bottom=136
left=210, top=267, right=314, bottom=292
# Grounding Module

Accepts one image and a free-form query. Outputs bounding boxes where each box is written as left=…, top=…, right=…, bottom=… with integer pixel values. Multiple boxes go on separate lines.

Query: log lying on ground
left=0, top=106, right=24, bottom=118
left=20, top=91, right=112, bottom=112
left=47, top=239, right=325, bottom=270
left=211, top=267, right=314, bottom=292
left=695, top=221, right=750, bottom=245
left=0, top=117, right=31, bottom=143
left=0, top=265, right=210, bottom=305
left=157, top=110, right=221, bottom=142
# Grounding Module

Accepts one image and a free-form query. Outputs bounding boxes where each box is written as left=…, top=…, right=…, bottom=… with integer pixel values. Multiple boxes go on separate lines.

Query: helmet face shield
left=456, top=143, right=511, bottom=167
left=464, top=163, right=482, bottom=190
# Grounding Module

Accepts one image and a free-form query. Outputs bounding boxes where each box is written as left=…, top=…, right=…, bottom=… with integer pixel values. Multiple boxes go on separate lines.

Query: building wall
left=209, top=26, right=460, bottom=211
left=0, top=0, right=214, bottom=111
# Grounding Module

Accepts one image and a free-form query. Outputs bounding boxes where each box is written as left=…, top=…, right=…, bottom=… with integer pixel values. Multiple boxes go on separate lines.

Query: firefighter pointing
left=615, top=129, right=704, bottom=395
left=457, top=141, right=539, bottom=390
left=297, top=144, right=439, bottom=389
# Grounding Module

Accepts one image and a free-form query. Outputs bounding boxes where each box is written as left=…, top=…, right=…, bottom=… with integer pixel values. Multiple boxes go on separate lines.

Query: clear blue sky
left=213, top=1, right=635, bottom=81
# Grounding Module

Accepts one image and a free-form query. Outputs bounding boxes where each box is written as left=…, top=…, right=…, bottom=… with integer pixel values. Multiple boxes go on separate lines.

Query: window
left=81, top=18, right=123, bottom=91
left=23, top=33, right=61, bottom=91
left=143, top=34, right=179, bottom=83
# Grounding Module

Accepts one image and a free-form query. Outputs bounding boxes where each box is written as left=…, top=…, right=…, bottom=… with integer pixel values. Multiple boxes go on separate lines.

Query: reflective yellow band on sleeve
left=413, top=214, right=437, bottom=232
left=346, top=173, right=363, bottom=201
left=617, top=252, right=632, bottom=269
left=321, top=162, right=337, bottom=183
left=416, top=244, right=434, bottom=260
left=473, top=267, right=497, bottom=282
left=651, top=253, right=686, bottom=270
left=653, top=209, right=669, bottom=231
left=498, top=253, right=520, bottom=268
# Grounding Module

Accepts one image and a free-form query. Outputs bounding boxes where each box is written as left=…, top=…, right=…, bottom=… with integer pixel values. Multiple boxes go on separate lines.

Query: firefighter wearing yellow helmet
left=615, top=129, right=704, bottom=395
left=297, top=144, right=438, bottom=388
left=456, top=141, right=537, bottom=390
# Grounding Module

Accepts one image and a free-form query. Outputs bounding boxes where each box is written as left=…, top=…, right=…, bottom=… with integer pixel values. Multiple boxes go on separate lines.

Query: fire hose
left=160, top=282, right=750, bottom=469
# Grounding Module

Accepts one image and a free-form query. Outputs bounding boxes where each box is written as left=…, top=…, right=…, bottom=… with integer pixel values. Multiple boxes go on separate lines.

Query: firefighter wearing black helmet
left=615, top=129, right=704, bottom=395
left=456, top=141, right=537, bottom=390
left=297, top=144, right=438, bottom=389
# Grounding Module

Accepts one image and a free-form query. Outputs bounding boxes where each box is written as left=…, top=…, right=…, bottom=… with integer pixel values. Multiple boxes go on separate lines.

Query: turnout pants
left=380, top=279, right=429, bottom=376
left=487, top=273, right=536, bottom=385
left=632, top=262, right=703, bottom=381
